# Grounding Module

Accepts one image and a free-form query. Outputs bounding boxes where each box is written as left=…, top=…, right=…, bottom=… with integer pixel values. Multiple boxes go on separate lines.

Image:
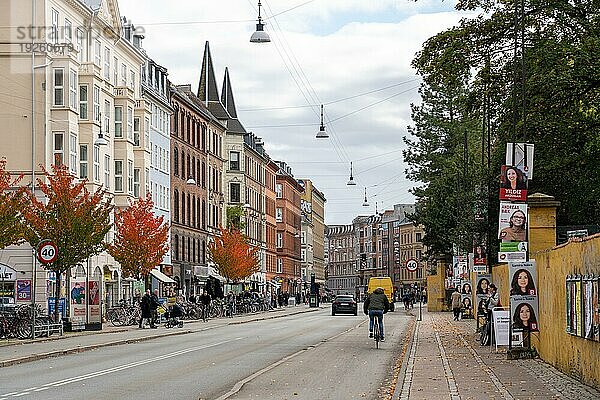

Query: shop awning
left=150, top=269, right=176, bottom=284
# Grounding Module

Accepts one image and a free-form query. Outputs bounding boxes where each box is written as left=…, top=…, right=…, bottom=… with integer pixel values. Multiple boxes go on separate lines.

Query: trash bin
left=309, top=294, right=318, bottom=308
left=287, top=297, right=296, bottom=306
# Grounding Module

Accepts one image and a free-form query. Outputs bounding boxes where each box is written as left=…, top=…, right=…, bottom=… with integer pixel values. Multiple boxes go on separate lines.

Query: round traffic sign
left=37, top=240, right=58, bottom=264
left=405, top=258, right=418, bottom=272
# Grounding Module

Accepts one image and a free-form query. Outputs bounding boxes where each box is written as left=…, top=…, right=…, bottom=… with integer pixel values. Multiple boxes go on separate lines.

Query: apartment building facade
left=325, top=225, right=357, bottom=296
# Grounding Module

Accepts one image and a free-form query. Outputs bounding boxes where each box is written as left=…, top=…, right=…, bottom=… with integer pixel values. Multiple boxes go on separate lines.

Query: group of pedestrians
left=139, top=289, right=160, bottom=329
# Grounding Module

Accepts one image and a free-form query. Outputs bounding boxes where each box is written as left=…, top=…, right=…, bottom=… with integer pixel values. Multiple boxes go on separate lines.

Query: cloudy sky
left=117, top=0, right=471, bottom=225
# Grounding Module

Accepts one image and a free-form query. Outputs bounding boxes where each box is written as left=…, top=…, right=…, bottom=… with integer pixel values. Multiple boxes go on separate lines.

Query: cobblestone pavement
left=394, top=308, right=600, bottom=400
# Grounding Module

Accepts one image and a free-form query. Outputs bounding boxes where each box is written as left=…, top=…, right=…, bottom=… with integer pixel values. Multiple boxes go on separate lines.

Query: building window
left=144, top=117, right=150, bottom=150
left=93, top=85, right=100, bottom=122
left=173, top=147, right=179, bottom=176
left=416, top=233, right=422, bottom=242
left=133, top=117, right=140, bottom=146
left=69, top=133, right=77, bottom=175
left=301, top=249, right=306, bottom=262
left=230, top=182, right=241, bottom=203
left=104, top=47, right=110, bottom=80
left=51, top=9, right=59, bottom=43
left=94, top=40, right=101, bottom=66
left=130, top=70, right=135, bottom=91
left=128, top=160, right=134, bottom=195
left=127, top=106, right=133, bottom=141
left=229, top=151, right=240, bottom=170
left=114, top=106, right=123, bottom=138
left=275, top=183, right=282, bottom=198
left=114, top=160, right=123, bottom=192
left=76, top=28, right=84, bottom=62
left=276, top=208, right=282, bottom=222
left=113, top=57, right=118, bottom=86
left=121, top=63, right=127, bottom=86
left=277, top=258, right=283, bottom=274
left=79, top=145, right=88, bottom=179
left=79, top=85, right=88, bottom=119
left=69, top=69, right=77, bottom=109
left=276, top=232, right=283, bottom=248
left=104, top=155, right=110, bottom=189
left=53, top=68, right=64, bottom=106
left=93, top=145, right=100, bottom=182
left=53, top=132, right=63, bottom=165
left=133, top=168, right=141, bottom=198
left=301, top=231, right=306, bottom=245
left=104, top=100, right=111, bottom=135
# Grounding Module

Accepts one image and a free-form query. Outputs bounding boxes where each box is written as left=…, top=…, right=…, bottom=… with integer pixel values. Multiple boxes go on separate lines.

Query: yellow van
left=367, top=277, right=395, bottom=311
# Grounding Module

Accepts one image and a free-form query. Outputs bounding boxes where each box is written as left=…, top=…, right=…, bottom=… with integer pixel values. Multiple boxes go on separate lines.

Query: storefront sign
left=0, top=263, right=17, bottom=281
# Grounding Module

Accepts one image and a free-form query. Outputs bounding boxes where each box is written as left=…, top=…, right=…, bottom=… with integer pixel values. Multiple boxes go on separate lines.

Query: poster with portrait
left=510, top=296, right=539, bottom=332
left=473, top=244, right=487, bottom=268
left=461, top=293, right=473, bottom=312
left=452, top=255, right=468, bottom=280
left=475, top=274, right=492, bottom=315
left=87, top=280, right=101, bottom=324
left=509, top=261, right=537, bottom=297
left=69, top=278, right=86, bottom=329
left=499, top=165, right=528, bottom=202
left=506, top=142, right=534, bottom=180
left=498, top=202, right=528, bottom=245
left=461, top=280, right=473, bottom=295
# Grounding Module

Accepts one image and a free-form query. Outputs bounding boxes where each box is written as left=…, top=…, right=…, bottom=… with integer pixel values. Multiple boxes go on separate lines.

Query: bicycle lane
left=0, top=306, right=319, bottom=368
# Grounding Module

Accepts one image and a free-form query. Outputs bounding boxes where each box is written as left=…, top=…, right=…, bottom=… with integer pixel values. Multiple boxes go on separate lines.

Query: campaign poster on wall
left=88, top=280, right=101, bottom=324
left=506, top=142, right=535, bottom=180
left=70, top=278, right=87, bottom=329
left=461, top=293, right=473, bottom=312
left=499, top=165, right=528, bottom=202
left=509, top=261, right=537, bottom=296
left=583, top=277, right=594, bottom=340
left=510, top=296, right=539, bottom=332
left=453, top=255, right=468, bottom=280
left=575, top=279, right=582, bottom=336
left=594, top=279, right=600, bottom=342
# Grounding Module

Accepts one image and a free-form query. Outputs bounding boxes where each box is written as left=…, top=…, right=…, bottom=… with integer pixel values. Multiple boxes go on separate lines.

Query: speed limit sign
left=405, top=258, right=418, bottom=272
left=37, top=239, right=58, bottom=264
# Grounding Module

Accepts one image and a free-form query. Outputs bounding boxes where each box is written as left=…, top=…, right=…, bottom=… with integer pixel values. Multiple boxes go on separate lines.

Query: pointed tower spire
left=197, top=41, right=220, bottom=105
left=221, top=67, right=238, bottom=119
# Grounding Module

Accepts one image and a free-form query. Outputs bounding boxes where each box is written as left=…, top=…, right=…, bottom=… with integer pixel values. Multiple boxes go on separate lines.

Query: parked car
left=331, top=295, right=357, bottom=316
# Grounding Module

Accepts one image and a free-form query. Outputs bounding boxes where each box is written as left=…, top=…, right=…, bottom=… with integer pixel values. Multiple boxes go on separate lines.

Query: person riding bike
left=363, top=287, right=390, bottom=341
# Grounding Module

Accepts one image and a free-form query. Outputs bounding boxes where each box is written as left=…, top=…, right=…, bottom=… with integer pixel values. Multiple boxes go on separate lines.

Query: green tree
left=22, top=163, right=113, bottom=321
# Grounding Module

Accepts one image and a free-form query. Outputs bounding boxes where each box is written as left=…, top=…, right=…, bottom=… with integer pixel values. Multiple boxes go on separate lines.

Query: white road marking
left=1, top=338, right=243, bottom=398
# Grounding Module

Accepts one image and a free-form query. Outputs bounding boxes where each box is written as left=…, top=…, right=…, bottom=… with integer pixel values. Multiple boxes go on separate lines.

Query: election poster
left=499, top=165, right=528, bottom=202
left=506, top=143, right=535, bottom=180
left=511, top=296, right=539, bottom=332
left=509, top=261, right=537, bottom=297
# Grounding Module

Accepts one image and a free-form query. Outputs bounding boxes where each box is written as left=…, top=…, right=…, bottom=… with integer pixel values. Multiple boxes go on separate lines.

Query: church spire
left=197, top=41, right=220, bottom=105
left=221, top=67, right=238, bottom=119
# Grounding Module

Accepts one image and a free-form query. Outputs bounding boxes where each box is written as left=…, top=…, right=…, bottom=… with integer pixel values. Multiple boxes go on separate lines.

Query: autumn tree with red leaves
left=208, top=226, right=260, bottom=282
left=108, top=194, right=169, bottom=285
left=0, top=159, right=26, bottom=249
left=22, top=162, right=113, bottom=322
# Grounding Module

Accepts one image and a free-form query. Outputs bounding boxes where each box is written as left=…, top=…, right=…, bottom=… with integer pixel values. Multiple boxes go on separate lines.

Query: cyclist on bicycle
left=363, top=287, right=390, bottom=341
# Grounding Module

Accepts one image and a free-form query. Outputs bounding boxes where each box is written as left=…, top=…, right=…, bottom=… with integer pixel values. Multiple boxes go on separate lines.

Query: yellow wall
left=496, top=194, right=600, bottom=389
left=532, top=236, right=600, bottom=389
left=427, top=263, right=447, bottom=312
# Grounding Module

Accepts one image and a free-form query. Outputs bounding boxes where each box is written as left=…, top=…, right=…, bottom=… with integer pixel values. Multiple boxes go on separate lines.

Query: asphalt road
left=0, top=307, right=413, bottom=400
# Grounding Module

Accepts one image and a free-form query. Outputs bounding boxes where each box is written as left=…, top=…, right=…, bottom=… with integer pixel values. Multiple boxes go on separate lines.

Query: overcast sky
left=117, top=0, right=471, bottom=225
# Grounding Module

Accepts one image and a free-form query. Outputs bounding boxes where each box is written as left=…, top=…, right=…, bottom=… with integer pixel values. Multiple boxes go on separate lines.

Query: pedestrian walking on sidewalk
left=199, top=289, right=211, bottom=321
left=451, top=287, right=462, bottom=321
left=150, top=289, right=160, bottom=328
left=139, top=289, right=151, bottom=328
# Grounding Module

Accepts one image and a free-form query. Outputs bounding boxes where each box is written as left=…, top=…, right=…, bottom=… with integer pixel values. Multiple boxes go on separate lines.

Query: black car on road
left=331, top=295, right=357, bottom=316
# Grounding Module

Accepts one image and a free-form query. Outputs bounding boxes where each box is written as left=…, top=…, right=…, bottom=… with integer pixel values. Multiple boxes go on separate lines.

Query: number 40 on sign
left=37, top=239, right=58, bottom=264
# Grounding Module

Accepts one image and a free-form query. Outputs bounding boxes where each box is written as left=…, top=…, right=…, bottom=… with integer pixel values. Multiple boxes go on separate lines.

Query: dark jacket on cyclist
left=363, top=288, right=390, bottom=314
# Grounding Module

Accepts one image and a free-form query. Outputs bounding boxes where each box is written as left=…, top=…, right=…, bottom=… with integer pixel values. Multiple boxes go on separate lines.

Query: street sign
left=406, top=258, right=418, bottom=272
left=37, top=239, right=58, bottom=264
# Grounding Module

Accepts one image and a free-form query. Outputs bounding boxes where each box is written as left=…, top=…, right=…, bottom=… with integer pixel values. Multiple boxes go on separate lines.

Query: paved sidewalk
left=0, top=305, right=319, bottom=367
left=395, top=307, right=600, bottom=400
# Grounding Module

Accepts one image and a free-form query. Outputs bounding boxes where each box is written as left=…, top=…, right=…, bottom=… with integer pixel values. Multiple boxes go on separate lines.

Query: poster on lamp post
left=509, top=261, right=537, bottom=297
left=499, top=165, right=528, bottom=202
left=498, top=202, right=528, bottom=262
left=510, top=296, right=539, bottom=332
left=506, top=143, right=535, bottom=180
